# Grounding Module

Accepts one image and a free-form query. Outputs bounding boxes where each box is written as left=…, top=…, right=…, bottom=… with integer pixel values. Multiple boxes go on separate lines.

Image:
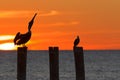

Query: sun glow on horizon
left=0, top=35, right=16, bottom=50
left=0, top=43, right=16, bottom=50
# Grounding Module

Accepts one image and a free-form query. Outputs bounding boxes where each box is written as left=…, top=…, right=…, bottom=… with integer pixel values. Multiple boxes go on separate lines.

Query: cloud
left=0, top=10, right=59, bottom=18
left=40, top=10, right=59, bottom=16
left=0, top=35, right=14, bottom=41
left=41, top=21, right=79, bottom=27
left=0, top=11, right=31, bottom=18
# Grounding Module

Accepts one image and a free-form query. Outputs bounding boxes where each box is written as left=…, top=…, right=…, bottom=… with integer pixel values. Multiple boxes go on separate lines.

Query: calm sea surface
left=0, top=50, right=120, bottom=80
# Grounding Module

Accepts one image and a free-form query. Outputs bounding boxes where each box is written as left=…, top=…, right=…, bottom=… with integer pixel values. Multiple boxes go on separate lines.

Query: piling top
left=49, top=47, right=59, bottom=50
left=18, top=46, right=27, bottom=49
left=73, top=47, right=83, bottom=53
left=17, top=46, right=27, bottom=53
left=49, top=47, right=59, bottom=53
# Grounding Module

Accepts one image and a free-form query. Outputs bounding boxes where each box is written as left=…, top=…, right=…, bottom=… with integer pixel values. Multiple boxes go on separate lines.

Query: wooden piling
left=17, top=47, right=27, bottom=80
left=49, top=47, right=59, bottom=80
left=73, top=47, right=85, bottom=80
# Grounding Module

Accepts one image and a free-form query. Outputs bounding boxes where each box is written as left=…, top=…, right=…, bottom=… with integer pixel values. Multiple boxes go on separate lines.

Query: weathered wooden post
left=73, top=47, right=85, bottom=80
left=17, top=47, right=27, bottom=80
left=49, top=47, right=59, bottom=80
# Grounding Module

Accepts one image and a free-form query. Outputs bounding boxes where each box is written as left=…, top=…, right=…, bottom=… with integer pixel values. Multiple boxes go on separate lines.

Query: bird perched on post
left=74, top=36, right=80, bottom=47
left=14, top=13, right=37, bottom=46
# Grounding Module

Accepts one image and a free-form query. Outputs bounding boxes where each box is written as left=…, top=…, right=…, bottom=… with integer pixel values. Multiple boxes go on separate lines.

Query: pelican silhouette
left=14, top=13, right=37, bottom=46
left=74, top=36, right=80, bottom=47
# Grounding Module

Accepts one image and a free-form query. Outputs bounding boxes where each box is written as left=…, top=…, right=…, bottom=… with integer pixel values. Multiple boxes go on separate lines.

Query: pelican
left=14, top=13, right=37, bottom=46
left=74, top=36, right=80, bottom=47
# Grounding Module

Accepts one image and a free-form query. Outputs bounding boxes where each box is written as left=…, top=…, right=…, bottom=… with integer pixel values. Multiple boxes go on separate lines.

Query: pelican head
left=28, top=13, right=37, bottom=31
left=77, top=36, right=79, bottom=39
left=74, top=35, right=80, bottom=47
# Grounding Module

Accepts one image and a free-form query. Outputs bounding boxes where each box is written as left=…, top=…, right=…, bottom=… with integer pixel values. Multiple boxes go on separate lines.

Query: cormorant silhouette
left=74, top=36, right=80, bottom=47
left=14, top=13, right=37, bottom=46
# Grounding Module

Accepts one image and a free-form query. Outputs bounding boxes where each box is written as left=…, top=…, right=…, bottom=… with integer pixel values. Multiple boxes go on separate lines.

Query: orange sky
left=0, top=0, right=120, bottom=50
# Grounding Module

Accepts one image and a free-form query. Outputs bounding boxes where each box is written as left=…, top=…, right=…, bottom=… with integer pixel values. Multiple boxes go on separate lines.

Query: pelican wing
left=16, top=31, right=31, bottom=45
left=14, top=32, right=21, bottom=44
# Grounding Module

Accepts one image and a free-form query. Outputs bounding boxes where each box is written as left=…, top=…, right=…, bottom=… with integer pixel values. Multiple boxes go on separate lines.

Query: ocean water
left=0, top=50, right=120, bottom=80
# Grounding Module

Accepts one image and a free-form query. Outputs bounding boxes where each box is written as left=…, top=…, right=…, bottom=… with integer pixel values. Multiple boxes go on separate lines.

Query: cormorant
left=14, top=13, right=37, bottom=46
left=74, top=36, right=80, bottom=47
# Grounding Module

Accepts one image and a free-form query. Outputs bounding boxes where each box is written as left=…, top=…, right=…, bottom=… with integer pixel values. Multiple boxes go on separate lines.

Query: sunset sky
left=0, top=0, right=120, bottom=50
